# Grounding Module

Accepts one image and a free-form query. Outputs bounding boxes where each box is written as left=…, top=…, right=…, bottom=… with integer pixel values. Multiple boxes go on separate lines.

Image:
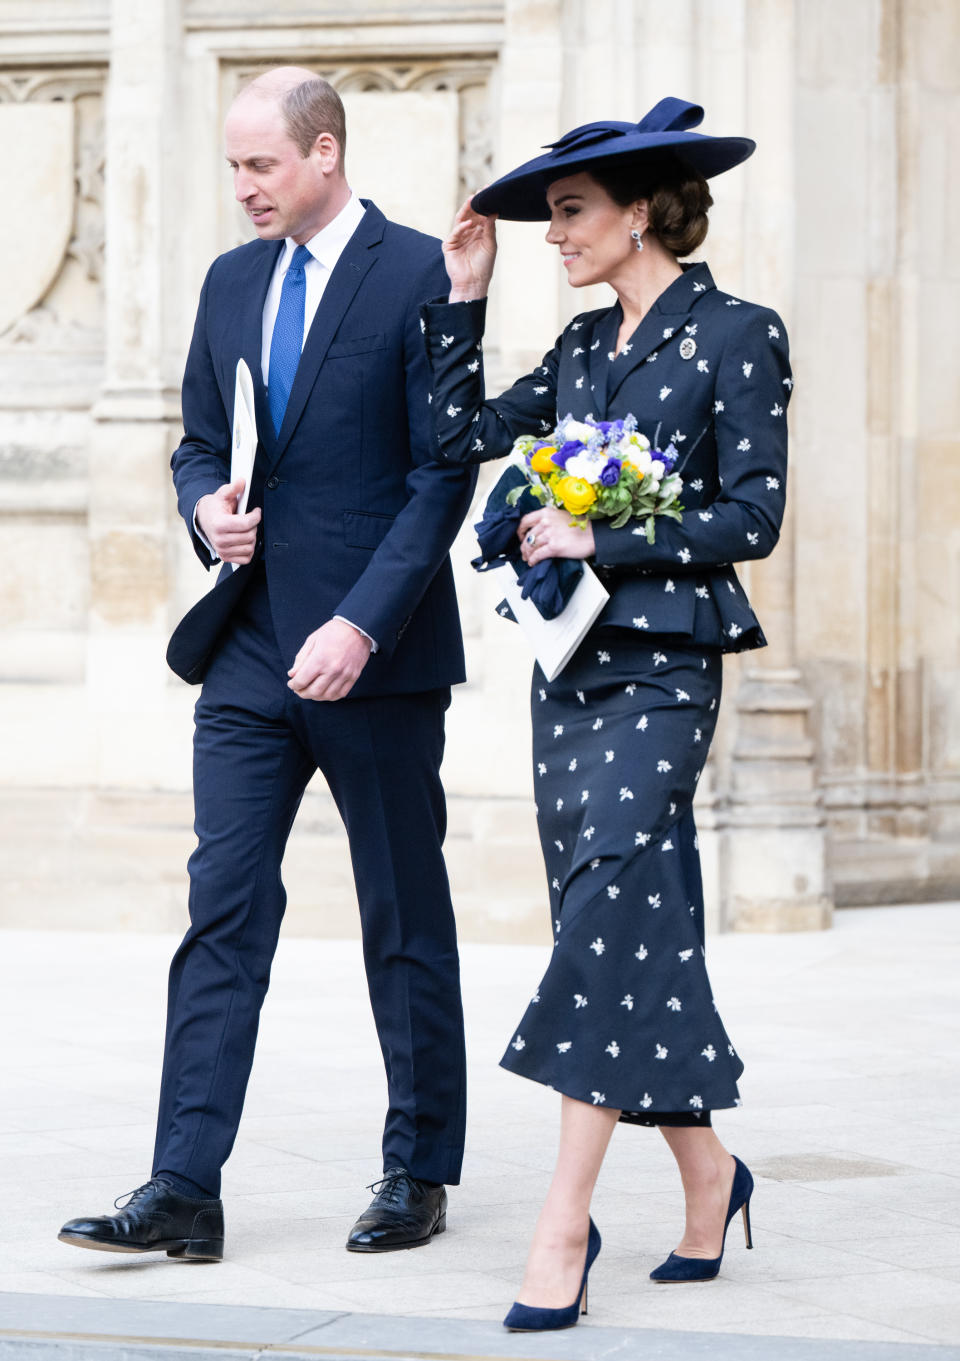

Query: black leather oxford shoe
left=346, top=1168, right=447, bottom=1252
left=58, top=1177, right=224, bottom=1261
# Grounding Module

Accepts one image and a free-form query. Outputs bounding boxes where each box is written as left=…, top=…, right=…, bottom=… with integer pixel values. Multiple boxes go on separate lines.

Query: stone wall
left=0, top=0, right=956, bottom=940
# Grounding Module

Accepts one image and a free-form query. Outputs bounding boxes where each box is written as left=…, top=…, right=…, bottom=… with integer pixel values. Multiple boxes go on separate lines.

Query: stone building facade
left=0, top=0, right=956, bottom=941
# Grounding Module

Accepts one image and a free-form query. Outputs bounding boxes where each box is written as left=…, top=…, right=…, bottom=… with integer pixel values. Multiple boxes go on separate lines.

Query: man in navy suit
left=59, top=67, right=474, bottom=1261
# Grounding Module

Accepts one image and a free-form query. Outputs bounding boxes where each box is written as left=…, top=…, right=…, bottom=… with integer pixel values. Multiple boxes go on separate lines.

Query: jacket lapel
left=237, top=239, right=283, bottom=462
left=605, top=261, right=715, bottom=407
left=267, top=202, right=385, bottom=467
left=584, top=306, right=620, bottom=418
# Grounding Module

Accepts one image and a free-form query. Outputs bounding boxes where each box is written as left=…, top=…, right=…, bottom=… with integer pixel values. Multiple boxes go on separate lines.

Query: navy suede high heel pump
left=650, top=1155, right=753, bottom=1283
left=503, top=1218, right=601, bottom=1331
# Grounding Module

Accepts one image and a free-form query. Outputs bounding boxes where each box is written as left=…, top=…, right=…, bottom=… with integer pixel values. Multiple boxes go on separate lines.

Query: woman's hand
left=443, top=196, right=498, bottom=302
left=519, top=506, right=596, bottom=565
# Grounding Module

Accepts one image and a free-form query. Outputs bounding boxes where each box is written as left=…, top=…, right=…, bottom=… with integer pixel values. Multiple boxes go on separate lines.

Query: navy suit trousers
left=152, top=568, right=467, bottom=1194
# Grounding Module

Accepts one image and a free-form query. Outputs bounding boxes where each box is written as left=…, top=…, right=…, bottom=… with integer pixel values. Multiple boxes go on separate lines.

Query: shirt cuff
left=193, top=499, right=220, bottom=562
left=334, top=615, right=379, bottom=653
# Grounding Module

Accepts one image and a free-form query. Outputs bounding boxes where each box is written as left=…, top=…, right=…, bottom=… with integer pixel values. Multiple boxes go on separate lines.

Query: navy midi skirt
left=500, top=633, right=744, bottom=1120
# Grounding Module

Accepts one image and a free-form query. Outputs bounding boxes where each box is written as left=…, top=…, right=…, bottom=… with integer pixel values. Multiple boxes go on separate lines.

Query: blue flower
left=657, top=442, right=680, bottom=472
left=599, top=458, right=622, bottom=487
left=554, top=438, right=586, bottom=467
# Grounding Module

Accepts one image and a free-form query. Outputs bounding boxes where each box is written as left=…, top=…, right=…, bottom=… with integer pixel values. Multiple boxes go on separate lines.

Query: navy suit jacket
left=422, top=262, right=791, bottom=653
left=168, top=201, right=476, bottom=695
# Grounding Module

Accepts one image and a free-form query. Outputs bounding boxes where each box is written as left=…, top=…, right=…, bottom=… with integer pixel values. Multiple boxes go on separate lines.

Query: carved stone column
left=86, top=0, right=184, bottom=712
left=723, top=0, right=832, bottom=931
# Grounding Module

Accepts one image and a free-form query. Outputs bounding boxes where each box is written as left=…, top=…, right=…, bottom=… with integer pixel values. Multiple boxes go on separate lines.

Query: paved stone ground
left=1, top=904, right=959, bottom=1357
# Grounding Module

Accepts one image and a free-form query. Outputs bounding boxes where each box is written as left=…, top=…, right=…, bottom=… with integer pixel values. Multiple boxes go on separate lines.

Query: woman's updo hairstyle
left=588, top=150, right=713, bottom=258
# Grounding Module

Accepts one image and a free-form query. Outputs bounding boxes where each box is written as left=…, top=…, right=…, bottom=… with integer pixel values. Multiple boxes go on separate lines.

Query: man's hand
left=196, top=479, right=261, bottom=564
left=287, top=619, right=373, bottom=702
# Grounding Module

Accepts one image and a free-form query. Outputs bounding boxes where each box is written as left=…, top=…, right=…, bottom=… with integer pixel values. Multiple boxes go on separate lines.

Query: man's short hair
left=281, top=78, right=347, bottom=164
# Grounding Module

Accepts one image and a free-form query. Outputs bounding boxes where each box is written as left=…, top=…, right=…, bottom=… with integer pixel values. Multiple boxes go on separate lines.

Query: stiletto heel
left=650, top=1155, right=754, bottom=1283
left=503, top=1218, right=601, bottom=1332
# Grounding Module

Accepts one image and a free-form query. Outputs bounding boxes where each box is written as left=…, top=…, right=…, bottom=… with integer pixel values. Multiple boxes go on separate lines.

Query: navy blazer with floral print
left=422, top=261, right=791, bottom=653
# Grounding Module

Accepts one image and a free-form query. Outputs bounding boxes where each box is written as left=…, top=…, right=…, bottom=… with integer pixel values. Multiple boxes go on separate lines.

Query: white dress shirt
left=195, top=192, right=378, bottom=651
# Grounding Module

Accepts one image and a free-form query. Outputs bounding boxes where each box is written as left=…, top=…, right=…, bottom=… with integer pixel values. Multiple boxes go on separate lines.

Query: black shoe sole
left=57, top=1232, right=223, bottom=1262
left=345, top=1216, right=446, bottom=1253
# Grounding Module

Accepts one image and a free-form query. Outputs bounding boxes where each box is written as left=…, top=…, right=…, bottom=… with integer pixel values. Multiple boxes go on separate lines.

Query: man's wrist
left=333, top=615, right=378, bottom=654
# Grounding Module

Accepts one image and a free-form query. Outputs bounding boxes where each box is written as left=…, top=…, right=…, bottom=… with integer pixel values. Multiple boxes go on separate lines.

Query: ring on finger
left=525, top=531, right=537, bottom=546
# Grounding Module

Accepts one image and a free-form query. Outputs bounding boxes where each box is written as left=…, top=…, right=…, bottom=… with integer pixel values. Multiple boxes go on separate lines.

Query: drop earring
left=630, top=229, right=644, bottom=252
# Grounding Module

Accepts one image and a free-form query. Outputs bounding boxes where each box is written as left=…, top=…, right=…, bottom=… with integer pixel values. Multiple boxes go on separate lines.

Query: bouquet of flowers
left=506, top=413, right=683, bottom=543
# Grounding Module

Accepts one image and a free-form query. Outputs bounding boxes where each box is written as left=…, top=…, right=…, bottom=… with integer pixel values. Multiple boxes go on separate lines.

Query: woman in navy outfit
left=423, top=99, right=790, bottom=1330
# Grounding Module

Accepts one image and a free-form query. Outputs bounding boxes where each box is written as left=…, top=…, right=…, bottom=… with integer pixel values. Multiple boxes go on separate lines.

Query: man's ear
left=312, top=131, right=341, bottom=174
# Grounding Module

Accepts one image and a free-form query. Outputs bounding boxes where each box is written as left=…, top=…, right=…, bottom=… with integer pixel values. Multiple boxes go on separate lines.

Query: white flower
left=446, top=404, right=461, bottom=418
left=653, top=651, right=667, bottom=666
left=559, top=417, right=595, bottom=444
left=576, top=376, right=584, bottom=388
left=635, top=945, right=648, bottom=960
left=619, top=787, right=634, bottom=801
left=554, top=839, right=564, bottom=852
left=440, top=334, right=454, bottom=348
left=689, top=1094, right=704, bottom=1108
left=659, top=386, right=672, bottom=401
left=695, top=585, right=709, bottom=598
left=667, top=996, right=682, bottom=1011
left=590, top=857, right=601, bottom=870
left=581, top=789, right=590, bottom=803
left=625, top=683, right=637, bottom=695
left=539, top=687, right=547, bottom=701
left=641, top=1092, right=653, bottom=1107
left=737, top=438, right=751, bottom=452
left=701, top=1045, right=717, bottom=1062
left=605, top=750, right=615, bottom=763
left=533, top=384, right=548, bottom=395
left=570, top=320, right=583, bottom=330
left=678, top=548, right=692, bottom=564
left=742, top=361, right=753, bottom=378
left=592, top=717, right=604, bottom=730
left=697, top=359, right=709, bottom=373
left=556, top=797, right=564, bottom=811
left=565, top=450, right=606, bottom=483
left=557, top=1041, right=572, bottom=1053
left=691, top=478, right=704, bottom=491
left=597, top=650, right=611, bottom=664
left=726, top=298, right=742, bottom=306
left=473, top=438, right=485, bottom=452
left=419, top=318, right=426, bottom=333
left=679, top=949, right=693, bottom=963
left=670, top=802, right=676, bottom=814
left=768, top=323, right=780, bottom=339
left=637, top=715, right=648, bottom=731
left=728, top=623, right=743, bottom=638
left=675, top=688, right=690, bottom=701
left=632, top=615, right=649, bottom=629
left=607, top=884, right=620, bottom=899
left=467, top=359, right=479, bottom=373
left=693, top=728, right=702, bottom=743
left=572, top=346, right=585, bottom=357
left=621, top=342, right=632, bottom=354
left=635, top=831, right=651, bottom=846
left=554, top=724, right=564, bottom=738
left=648, top=892, right=661, bottom=908
left=606, top=1041, right=620, bottom=1058
left=771, top=402, right=783, bottom=416
left=662, top=327, right=675, bottom=339
left=511, top=1035, right=525, bottom=1050
left=766, top=476, right=781, bottom=490
left=583, top=825, right=595, bottom=840
left=576, top=690, right=585, bottom=705
left=661, top=838, right=674, bottom=851
left=590, top=937, right=605, bottom=955
left=574, top=993, right=588, bottom=1008
left=784, top=375, right=794, bottom=389
left=655, top=1043, right=669, bottom=1059
left=607, top=350, right=616, bottom=362
left=568, top=758, right=578, bottom=771
left=552, top=877, right=560, bottom=890
left=621, top=994, right=634, bottom=1010
left=537, top=762, right=547, bottom=775
left=713, top=401, right=725, bottom=414
left=657, top=759, right=672, bottom=773
left=591, top=1091, right=606, bottom=1105
left=746, top=531, right=759, bottom=545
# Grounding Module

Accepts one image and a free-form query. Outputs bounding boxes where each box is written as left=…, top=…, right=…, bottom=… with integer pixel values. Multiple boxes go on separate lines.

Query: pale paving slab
left=0, top=903, right=958, bottom=1350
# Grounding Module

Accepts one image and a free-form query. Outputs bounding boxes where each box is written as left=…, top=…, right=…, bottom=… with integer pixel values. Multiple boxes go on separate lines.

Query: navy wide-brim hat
left=471, top=97, right=755, bottom=222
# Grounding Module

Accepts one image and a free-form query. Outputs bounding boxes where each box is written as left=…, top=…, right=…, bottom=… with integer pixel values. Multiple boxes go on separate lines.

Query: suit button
left=266, top=476, right=280, bottom=490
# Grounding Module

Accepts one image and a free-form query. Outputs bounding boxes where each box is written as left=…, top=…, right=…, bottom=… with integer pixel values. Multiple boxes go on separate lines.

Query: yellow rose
left=554, top=476, right=597, bottom=516
left=530, top=447, right=558, bottom=474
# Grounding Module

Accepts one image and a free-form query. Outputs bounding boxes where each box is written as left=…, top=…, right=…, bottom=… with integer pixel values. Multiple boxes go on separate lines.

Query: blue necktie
left=268, top=244, right=312, bottom=435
